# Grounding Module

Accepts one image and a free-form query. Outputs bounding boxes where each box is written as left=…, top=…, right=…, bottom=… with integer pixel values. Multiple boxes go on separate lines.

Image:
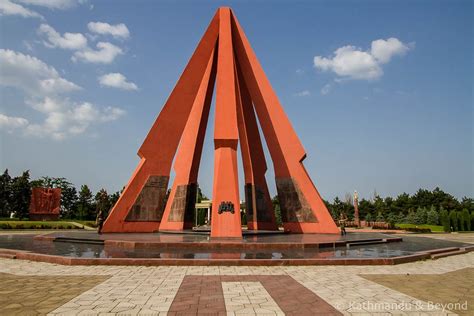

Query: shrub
left=0, top=223, right=12, bottom=229
left=405, top=227, right=431, bottom=233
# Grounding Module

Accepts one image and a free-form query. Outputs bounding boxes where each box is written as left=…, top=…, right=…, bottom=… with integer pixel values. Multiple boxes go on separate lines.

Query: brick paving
left=169, top=275, right=341, bottom=315
left=0, top=272, right=109, bottom=315
left=362, top=268, right=474, bottom=315
left=0, top=233, right=473, bottom=315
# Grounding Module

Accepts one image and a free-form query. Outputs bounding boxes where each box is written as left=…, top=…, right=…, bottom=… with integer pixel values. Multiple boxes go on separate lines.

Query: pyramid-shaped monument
left=102, top=7, right=339, bottom=237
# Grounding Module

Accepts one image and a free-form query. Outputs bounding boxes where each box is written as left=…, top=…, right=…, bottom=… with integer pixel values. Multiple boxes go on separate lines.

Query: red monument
left=29, top=187, right=61, bottom=221
left=102, top=7, right=339, bottom=237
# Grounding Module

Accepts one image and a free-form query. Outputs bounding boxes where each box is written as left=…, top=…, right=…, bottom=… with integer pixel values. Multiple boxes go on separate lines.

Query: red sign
left=29, top=187, right=61, bottom=215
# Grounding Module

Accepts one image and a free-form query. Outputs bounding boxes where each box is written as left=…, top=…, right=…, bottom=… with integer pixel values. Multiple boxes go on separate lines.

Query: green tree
left=0, top=169, right=12, bottom=217
left=373, top=194, right=386, bottom=218
left=95, top=189, right=110, bottom=218
left=392, top=192, right=412, bottom=215
left=358, top=198, right=375, bottom=220
left=376, top=211, right=385, bottom=222
left=386, top=212, right=398, bottom=228
left=272, top=195, right=282, bottom=226
left=471, top=212, right=474, bottom=232
left=405, top=210, right=417, bottom=224
left=61, top=185, right=78, bottom=218
left=449, top=210, right=458, bottom=231
left=31, top=176, right=79, bottom=218
left=109, top=191, right=120, bottom=209
left=461, top=209, right=471, bottom=231
left=440, top=208, right=450, bottom=232
left=78, top=185, right=93, bottom=220
left=365, top=212, right=373, bottom=222
left=414, top=207, right=427, bottom=224
left=196, top=187, right=208, bottom=203
left=10, top=171, right=31, bottom=219
left=460, top=197, right=474, bottom=213
left=457, top=211, right=464, bottom=231
left=426, top=206, right=439, bottom=225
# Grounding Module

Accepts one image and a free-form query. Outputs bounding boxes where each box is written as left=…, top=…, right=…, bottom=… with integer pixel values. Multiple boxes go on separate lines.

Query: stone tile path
left=0, top=234, right=473, bottom=315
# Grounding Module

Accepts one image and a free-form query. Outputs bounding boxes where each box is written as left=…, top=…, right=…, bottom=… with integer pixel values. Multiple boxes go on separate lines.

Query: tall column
left=210, top=7, right=242, bottom=238
left=159, top=47, right=217, bottom=231
left=102, top=13, right=220, bottom=233
left=230, top=10, right=338, bottom=234
left=235, top=64, right=278, bottom=231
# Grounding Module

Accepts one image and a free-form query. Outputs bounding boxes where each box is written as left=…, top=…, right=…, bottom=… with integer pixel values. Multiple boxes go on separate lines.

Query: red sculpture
left=29, top=187, right=61, bottom=220
left=102, top=7, right=339, bottom=236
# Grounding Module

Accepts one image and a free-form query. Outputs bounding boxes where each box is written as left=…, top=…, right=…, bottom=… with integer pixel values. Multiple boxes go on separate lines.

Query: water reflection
left=0, top=234, right=468, bottom=260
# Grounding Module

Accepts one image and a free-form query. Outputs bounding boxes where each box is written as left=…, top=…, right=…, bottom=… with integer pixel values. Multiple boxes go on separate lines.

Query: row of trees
left=1, top=169, right=473, bottom=232
left=324, top=188, right=474, bottom=231
left=0, top=170, right=120, bottom=220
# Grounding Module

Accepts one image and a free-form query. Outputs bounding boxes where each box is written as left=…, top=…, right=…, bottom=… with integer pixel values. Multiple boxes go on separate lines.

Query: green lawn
left=0, top=220, right=88, bottom=230
left=396, top=223, right=444, bottom=232
left=62, top=219, right=97, bottom=228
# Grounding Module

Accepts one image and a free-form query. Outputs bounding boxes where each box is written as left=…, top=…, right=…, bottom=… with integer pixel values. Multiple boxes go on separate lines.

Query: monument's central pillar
left=102, top=7, right=339, bottom=236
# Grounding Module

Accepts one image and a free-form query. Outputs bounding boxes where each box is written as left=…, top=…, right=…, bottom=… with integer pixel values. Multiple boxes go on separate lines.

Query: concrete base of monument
left=1, top=231, right=473, bottom=266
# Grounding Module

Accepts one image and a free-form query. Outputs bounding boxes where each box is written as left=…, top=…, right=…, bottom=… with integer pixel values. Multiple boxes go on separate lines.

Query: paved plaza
left=0, top=233, right=473, bottom=315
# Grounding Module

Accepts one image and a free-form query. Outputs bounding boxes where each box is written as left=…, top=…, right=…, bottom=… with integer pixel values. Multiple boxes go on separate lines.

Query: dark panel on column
left=125, top=175, right=169, bottom=222
left=168, top=183, right=197, bottom=223
left=276, top=177, right=317, bottom=223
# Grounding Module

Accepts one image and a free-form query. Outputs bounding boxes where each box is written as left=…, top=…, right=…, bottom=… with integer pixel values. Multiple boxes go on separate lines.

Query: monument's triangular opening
left=102, top=7, right=339, bottom=237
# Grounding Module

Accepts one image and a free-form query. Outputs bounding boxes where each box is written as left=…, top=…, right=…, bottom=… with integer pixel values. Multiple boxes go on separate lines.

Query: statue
left=353, top=190, right=360, bottom=227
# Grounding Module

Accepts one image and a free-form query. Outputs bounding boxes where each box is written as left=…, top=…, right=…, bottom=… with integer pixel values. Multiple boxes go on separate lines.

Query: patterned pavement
left=0, top=233, right=472, bottom=315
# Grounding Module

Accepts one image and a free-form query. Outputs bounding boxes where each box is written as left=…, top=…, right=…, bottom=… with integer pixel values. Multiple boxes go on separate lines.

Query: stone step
left=0, top=253, right=16, bottom=259
left=54, top=237, right=104, bottom=245
left=425, top=247, right=460, bottom=255
left=346, top=239, right=385, bottom=247
left=431, top=249, right=466, bottom=260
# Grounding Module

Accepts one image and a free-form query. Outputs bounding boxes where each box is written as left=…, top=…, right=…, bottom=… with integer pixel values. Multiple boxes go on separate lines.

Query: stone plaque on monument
left=29, top=187, right=61, bottom=220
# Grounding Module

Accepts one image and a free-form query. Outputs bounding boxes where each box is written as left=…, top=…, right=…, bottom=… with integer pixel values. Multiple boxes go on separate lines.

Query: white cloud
left=321, top=84, right=331, bottom=95
left=72, top=42, right=123, bottom=64
left=17, top=0, right=80, bottom=10
left=371, top=38, right=411, bottom=64
left=87, top=22, right=130, bottom=39
left=314, top=37, right=412, bottom=80
left=295, top=69, right=304, bottom=75
left=24, top=97, right=125, bottom=140
left=0, top=49, right=125, bottom=140
left=98, top=73, right=138, bottom=91
left=0, top=114, right=29, bottom=131
left=0, top=49, right=81, bottom=96
left=0, top=0, right=43, bottom=19
left=294, top=90, right=310, bottom=97
left=38, top=24, right=88, bottom=50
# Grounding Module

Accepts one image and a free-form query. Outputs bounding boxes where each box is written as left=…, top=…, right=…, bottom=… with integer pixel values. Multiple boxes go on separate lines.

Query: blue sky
left=0, top=0, right=472, bottom=201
